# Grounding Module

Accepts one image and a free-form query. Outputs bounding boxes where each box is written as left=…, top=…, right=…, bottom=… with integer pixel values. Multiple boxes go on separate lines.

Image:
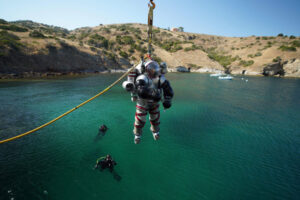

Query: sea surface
left=0, top=73, right=299, bottom=200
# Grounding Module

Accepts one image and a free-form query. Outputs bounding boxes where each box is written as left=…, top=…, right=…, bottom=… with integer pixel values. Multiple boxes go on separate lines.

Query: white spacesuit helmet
left=144, top=60, right=160, bottom=79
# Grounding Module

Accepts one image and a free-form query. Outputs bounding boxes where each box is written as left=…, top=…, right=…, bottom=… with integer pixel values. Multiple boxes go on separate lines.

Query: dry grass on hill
left=1, top=20, right=300, bottom=76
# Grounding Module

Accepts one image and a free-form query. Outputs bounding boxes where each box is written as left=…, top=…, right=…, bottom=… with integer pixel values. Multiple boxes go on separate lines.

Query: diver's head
left=106, top=154, right=111, bottom=159
left=145, top=60, right=160, bottom=79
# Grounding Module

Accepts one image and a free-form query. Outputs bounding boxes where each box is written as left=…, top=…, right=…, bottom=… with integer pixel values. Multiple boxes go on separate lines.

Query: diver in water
left=122, top=60, right=174, bottom=144
left=99, top=124, right=108, bottom=134
left=94, top=155, right=117, bottom=172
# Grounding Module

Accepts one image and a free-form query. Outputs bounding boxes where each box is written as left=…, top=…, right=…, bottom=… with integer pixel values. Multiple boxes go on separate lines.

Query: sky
left=0, top=0, right=300, bottom=37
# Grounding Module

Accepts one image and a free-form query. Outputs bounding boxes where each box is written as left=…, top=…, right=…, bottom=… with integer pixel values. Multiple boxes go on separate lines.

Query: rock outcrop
left=176, top=66, right=190, bottom=72
left=283, top=59, right=300, bottom=77
left=263, top=62, right=285, bottom=76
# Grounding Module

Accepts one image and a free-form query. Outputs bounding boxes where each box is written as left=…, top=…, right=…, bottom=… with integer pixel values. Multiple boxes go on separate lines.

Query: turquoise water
left=0, top=74, right=299, bottom=200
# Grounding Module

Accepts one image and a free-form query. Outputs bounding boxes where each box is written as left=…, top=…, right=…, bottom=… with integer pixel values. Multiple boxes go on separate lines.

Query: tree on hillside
left=178, top=27, right=184, bottom=32
left=277, top=33, right=284, bottom=37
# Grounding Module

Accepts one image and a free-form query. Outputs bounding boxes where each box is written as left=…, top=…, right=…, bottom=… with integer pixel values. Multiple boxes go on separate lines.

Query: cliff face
left=0, top=42, right=107, bottom=73
left=1, top=19, right=300, bottom=78
left=283, top=59, right=300, bottom=77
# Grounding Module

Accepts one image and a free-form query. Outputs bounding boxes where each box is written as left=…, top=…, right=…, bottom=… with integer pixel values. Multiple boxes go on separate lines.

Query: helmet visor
left=146, top=61, right=159, bottom=78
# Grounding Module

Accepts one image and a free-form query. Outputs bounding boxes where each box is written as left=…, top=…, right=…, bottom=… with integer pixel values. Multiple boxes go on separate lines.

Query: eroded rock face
left=283, top=59, right=300, bottom=77
left=263, top=62, right=285, bottom=76
left=176, top=66, right=190, bottom=72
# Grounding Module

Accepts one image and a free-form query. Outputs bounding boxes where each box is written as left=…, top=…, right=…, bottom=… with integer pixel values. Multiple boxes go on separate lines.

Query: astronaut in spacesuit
left=122, top=60, right=174, bottom=144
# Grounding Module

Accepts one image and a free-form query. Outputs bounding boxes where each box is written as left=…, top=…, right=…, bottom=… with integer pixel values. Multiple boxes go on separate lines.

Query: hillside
left=1, top=19, right=300, bottom=78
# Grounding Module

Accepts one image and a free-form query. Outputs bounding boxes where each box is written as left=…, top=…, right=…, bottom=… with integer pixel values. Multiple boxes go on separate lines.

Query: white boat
left=218, top=75, right=233, bottom=80
left=210, top=73, right=223, bottom=77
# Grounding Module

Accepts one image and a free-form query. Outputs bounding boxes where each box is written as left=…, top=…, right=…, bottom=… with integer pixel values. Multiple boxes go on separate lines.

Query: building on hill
left=171, top=27, right=179, bottom=32
left=171, top=27, right=184, bottom=32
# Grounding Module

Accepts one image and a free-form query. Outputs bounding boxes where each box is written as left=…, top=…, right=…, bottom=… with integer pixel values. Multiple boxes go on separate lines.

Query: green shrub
left=0, top=30, right=22, bottom=50
left=67, top=35, right=76, bottom=41
left=119, top=51, right=128, bottom=58
left=108, top=40, right=115, bottom=49
left=173, top=45, right=182, bottom=52
left=291, top=40, right=300, bottom=47
left=90, top=34, right=105, bottom=41
left=152, top=55, right=162, bottom=63
left=115, top=24, right=141, bottom=35
left=255, top=52, right=262, bottom=57
left=122, top=36, right=134, bottom=45
left=156, top=40, right=183, bottom=52
left=279, top=45, right=297, bottom=51
left=207, top=50, right=238, bottom=67
left=0, top=30, right=20, bottom=41
left=109, top=25, right=118, bottom=29
left=161, top=32, right=172, bottom=37
left=134, top=34, right=141, bottom=40
left=277, top=33, right=284, bottom=37
left=239, top=60, right=254, bottom=67
left=247, top=52, right=261, bottom=58
left=273, top=56, right=281, bottom=62
left=256, top=37, right=260, bottom=40
left=78, top=32, right=89, bottom=40
left=90, top=46, right=96, bottom=52
left=116, top=35, right=123, bottom=45
left=88, top=34, right=109, bottom=49
left=115, top=35, right=135, bottom=45
left=289, top=35, right=296, bottom=39
left=0, top=19, right=8, bottom=24
left=187, top=64, right=202, bottom=69
left=0, top=24, right=28, bottom=32
left=29, top=30, right=46, bottom=38
left=107, top=52, right=116, bottom=61
left=261, top=42, right=272, bottom=50
left=101, top=27, right=111, bottom=34
left=129, top=47, right=135, bottom=53
left=262, top=36, right=268, bottom=40
left=184, top=44, right=202, bottom=52
left=153, top=29, right=160, bottom=34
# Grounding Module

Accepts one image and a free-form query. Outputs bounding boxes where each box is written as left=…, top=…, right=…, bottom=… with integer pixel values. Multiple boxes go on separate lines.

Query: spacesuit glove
left=131, top=96, right=137, bottom=102
left=163, top=100, right=172, bottom=109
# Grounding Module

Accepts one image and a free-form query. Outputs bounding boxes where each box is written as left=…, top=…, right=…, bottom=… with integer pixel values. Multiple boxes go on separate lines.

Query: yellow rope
left=0, top=66, right=136, bottom=144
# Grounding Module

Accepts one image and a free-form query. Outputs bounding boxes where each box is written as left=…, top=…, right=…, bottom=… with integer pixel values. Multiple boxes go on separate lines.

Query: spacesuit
left=122, top=60, right=174, bottom=144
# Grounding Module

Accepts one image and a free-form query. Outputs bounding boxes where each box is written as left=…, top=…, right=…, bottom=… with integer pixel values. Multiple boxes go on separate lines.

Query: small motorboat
left=210, top=73, right=223, bottom=77
left=218, top=75, right=233, bottom=80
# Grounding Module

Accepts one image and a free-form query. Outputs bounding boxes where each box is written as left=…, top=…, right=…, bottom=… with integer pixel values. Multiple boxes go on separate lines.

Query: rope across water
left=0, top=66, right=136, bottom=144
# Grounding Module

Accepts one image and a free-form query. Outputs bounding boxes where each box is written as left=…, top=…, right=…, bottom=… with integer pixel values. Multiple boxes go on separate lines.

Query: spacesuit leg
left=149, top=103, right=160, bottom=134
left=133, top=104, right=148, bottom=136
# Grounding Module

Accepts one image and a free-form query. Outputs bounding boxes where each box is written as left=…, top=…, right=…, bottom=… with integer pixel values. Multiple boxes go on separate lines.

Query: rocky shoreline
left=170, top=58, right=300, bottom=78
left=1, top=59, right=300, bottom=80
left=0, top=69, right=130, bottom=80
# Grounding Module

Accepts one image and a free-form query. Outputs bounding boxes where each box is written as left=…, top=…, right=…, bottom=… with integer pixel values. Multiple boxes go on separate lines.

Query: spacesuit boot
left=152, top=132, right=159, bottom=140
left=134, top=134, right=141, bottom=144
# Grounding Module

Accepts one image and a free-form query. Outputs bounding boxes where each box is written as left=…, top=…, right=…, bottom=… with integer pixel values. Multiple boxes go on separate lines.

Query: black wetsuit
left=97, top=158, right=117, bottom=172
left=99, top=125, right=108, bottom=133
